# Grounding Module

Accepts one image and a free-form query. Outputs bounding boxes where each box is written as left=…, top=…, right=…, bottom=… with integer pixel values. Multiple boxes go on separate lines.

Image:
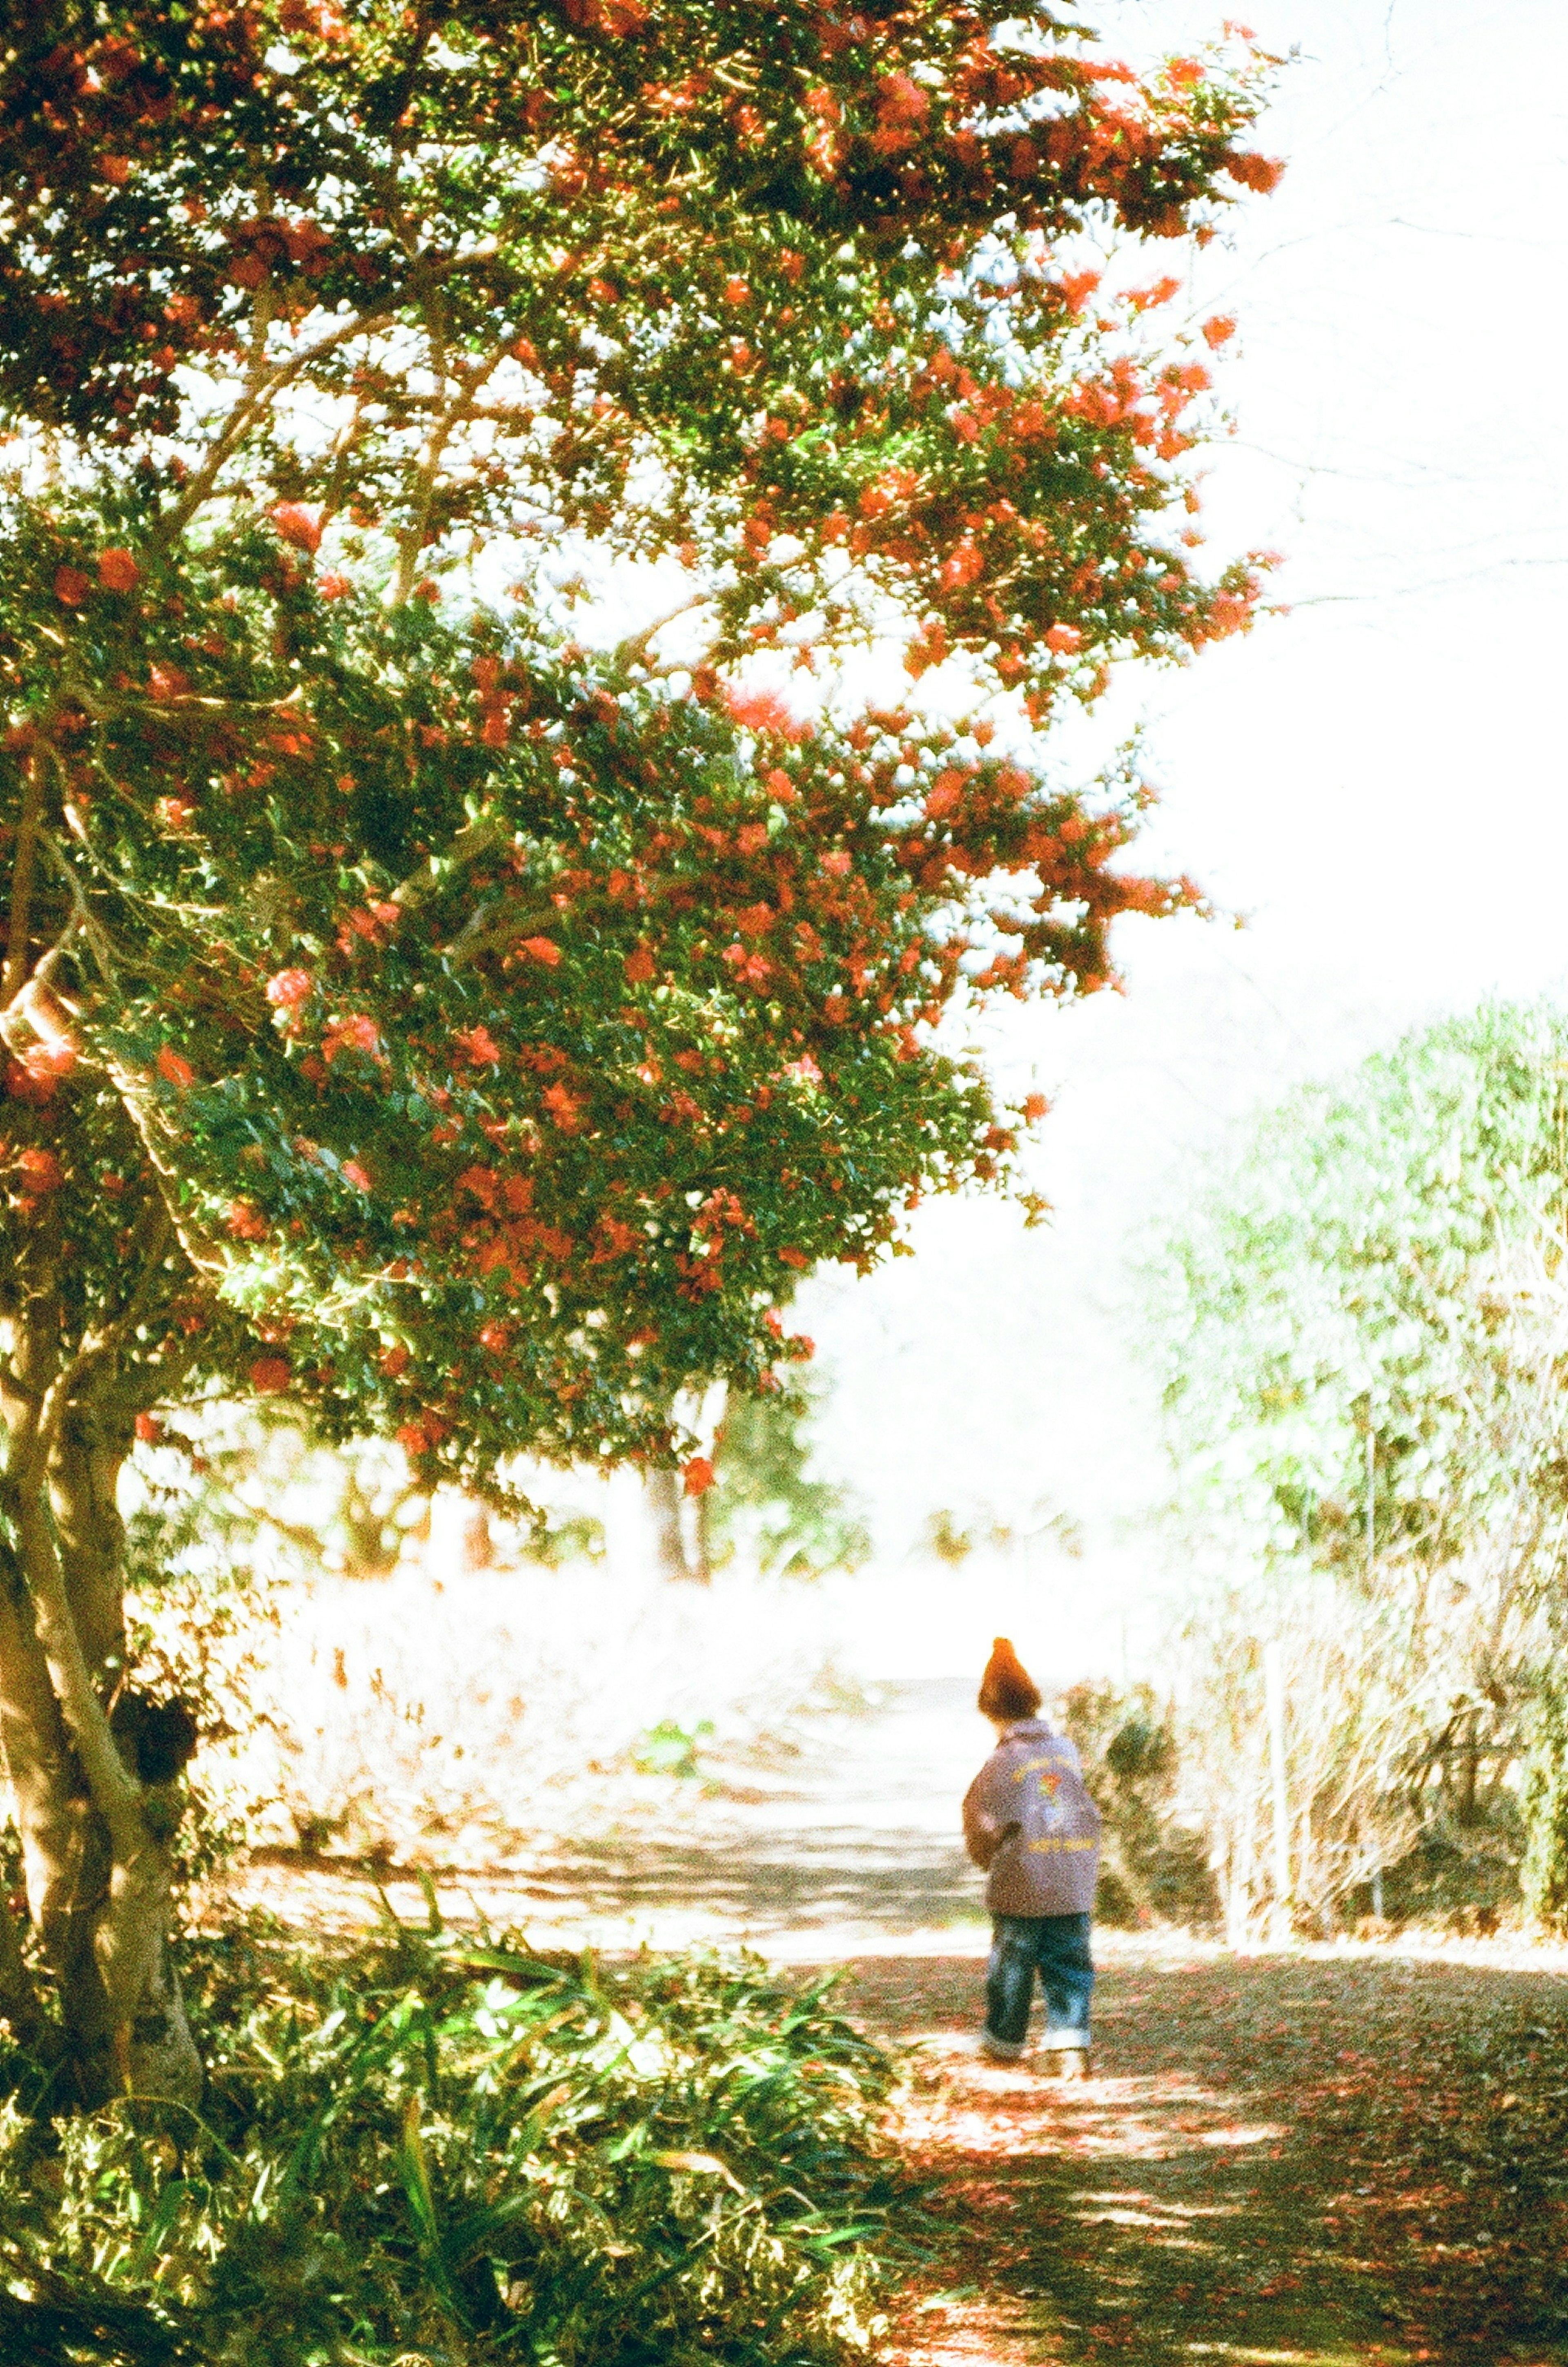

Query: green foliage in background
left=1155, top=1001, right=1568, bottom=1575
left=1148, top=1002, right=1568, bottom=1931
left=706, top=1377, right=871, bottom=1582
left=0, top=1920, right=909, bottom=2366
left=1057, top=1682, right=1216, bottom=1930
left=632, top=1719, right=716, bottom=1781
left=1521, top=1685, right=1568, bottom=1935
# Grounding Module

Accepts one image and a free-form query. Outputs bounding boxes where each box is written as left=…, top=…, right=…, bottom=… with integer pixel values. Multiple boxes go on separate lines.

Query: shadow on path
left=238, top=1675, right=1568, bottom=2360
left=835, top=1946, right=1568, bottom=2367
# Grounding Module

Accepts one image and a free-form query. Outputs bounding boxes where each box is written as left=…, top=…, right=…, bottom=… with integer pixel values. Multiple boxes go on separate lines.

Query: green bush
left=1058, top=1683, right=1220, bottom=1932
left=0, top=1918, right=909, bottom=2365
left=1522, top=1684, right=1568, bottom=1935
left=631, top=1721, right=716, bottom=1781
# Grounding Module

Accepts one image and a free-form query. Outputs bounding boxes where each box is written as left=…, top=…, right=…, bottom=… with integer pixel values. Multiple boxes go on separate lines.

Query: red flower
left=250, top=1355, right=292, bottom=1393
left=723, top=686, right=799, bottom=737
left=875, top=71, right=929, bottom=128
left=134, top=1413, right=162, bottom=1444
left=18, top=1147, right=63, bottom=1190
left=1045, top=623, right=1083, bottom=654
left=10, top=1041, right=75, bottom=1097
left=1223, top=152, right=1285, bottom=192
left=1060, top=270, right=1101, bottom=316
left=266, top=967, right=314, bottom=1008
left=454, top=1025, right=502, bottom=1066
left=97, top=548, right=139, bottom=592
left=321, top=1012, right=381, bottom=1063
left=318, top=571, right=353, bottom=600
left=682, top=1455, right=715, bottom=1497
left=396, top=1420, right=429, bottom=1457
left=858, top=466, right=918, bottom=519
left=341, top=1159, right=372, bottom=1191
left=542, top=1081, right=584, bottom=1131
left=53, top=566, right=90, bottom=607
left=270, top=502, right=323, bottom=555
left=227, top=1199, right=268, bottom=1240
left=624, top=947, right=656, bottom=984
left=1202, top=314, right=1238, bottom=348
left=521, top=936, right=562, bottom=967
left=156, top=1045, right=195, bottom=1089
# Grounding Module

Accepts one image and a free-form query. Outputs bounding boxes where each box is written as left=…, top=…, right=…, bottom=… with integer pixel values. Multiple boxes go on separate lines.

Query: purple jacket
left=962, top=1717, right=1102, bottom=1917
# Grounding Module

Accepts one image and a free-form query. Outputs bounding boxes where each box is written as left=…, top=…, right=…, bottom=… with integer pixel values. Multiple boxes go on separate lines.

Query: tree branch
left=2, top=755, right=45, bottom=1006
left=158, top=248, right=502, bottom=546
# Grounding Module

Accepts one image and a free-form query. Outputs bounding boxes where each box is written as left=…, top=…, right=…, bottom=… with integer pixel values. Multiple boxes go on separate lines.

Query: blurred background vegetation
left=18, top=999, right=1568, bottom=1952
left=1145, top=1001, right=1568, bottom=1941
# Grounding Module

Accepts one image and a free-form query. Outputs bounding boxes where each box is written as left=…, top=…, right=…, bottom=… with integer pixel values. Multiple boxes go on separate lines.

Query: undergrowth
left=0, top=1908, right=915, bottom=2365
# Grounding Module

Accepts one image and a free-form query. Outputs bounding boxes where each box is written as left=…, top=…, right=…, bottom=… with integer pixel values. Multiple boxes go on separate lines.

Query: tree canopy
left=0, top=0, right=1282, bottom=2090
left=0, top=0, right=1278, bottom=1491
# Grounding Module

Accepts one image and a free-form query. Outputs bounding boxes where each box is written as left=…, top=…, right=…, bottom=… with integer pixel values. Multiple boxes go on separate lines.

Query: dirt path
left=836, top=1939, right=1568, bottom=2367
left=235, top=1676, right=1568, bottom=2361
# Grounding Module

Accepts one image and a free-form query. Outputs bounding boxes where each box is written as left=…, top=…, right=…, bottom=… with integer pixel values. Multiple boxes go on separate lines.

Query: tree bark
left=0, top=1467, right=200, bottom=2104
left=647, top=1466, right=697, bottom=1582
left=691, top=1483, right=713, bottom=1587
left=0, top=1887, right=54, bottom=2059
left=0, top=1329, right=200, bottom=2102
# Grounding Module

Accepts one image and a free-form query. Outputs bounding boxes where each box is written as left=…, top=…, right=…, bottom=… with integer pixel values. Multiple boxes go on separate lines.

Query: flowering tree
left=0, top=0, right=1276, bottom=2095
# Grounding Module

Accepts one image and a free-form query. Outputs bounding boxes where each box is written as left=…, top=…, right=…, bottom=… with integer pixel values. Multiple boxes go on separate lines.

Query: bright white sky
left=795, top=0, right=1568, bottom=1676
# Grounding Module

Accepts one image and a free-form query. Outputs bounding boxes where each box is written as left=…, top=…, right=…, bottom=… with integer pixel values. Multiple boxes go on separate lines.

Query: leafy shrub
left=1058, top=1683, right=1219, bottom=1932
left=631, top=1721, right=716, bottom=1781
left=0, top=1917, right=906, bottom=2365
left=1522, top=1684, right=1568, bottom=1935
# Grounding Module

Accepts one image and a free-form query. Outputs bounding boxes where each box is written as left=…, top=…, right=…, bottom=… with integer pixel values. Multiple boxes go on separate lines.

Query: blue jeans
left=984, top=1912, right=1094, bottom=2057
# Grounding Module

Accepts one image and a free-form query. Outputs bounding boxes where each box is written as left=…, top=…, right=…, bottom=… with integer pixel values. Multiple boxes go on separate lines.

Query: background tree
left=1150, top=1003, right=1568, bottom=1931
left=703, top=1371, right=872, bottom=1582
left=0, top=0, right=1276, bottom=2093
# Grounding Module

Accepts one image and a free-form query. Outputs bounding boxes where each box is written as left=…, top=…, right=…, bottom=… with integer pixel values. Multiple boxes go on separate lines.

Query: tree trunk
left=691, top=1482, right=713, bottom=1587
left=648, top=1466, right=697, bottom=1582
left=0, top=1392, right=200, bottom=2104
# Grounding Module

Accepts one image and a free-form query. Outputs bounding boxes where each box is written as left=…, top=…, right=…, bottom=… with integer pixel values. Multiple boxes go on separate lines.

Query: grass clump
left=0, top=1912, right=910, bottom=2365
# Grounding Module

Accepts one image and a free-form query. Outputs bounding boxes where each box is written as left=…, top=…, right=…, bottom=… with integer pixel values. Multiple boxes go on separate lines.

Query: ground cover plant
left=0, top=1914, right=912, bottom=2364
left=0, top=0, right=1279, bottom=2097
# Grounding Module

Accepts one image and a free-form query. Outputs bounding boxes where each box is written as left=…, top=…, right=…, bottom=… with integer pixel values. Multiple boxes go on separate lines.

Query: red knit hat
left=978, top=1636, right=1042, bottom=1722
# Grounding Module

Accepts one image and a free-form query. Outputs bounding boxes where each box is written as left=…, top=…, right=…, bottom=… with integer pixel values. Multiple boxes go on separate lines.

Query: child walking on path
left=962, top=1638, right=1102, bottom=2074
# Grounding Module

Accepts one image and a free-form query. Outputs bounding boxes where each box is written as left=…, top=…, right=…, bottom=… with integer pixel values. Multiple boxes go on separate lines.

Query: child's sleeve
left=962, top=1756, right=1005, bottom=1869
